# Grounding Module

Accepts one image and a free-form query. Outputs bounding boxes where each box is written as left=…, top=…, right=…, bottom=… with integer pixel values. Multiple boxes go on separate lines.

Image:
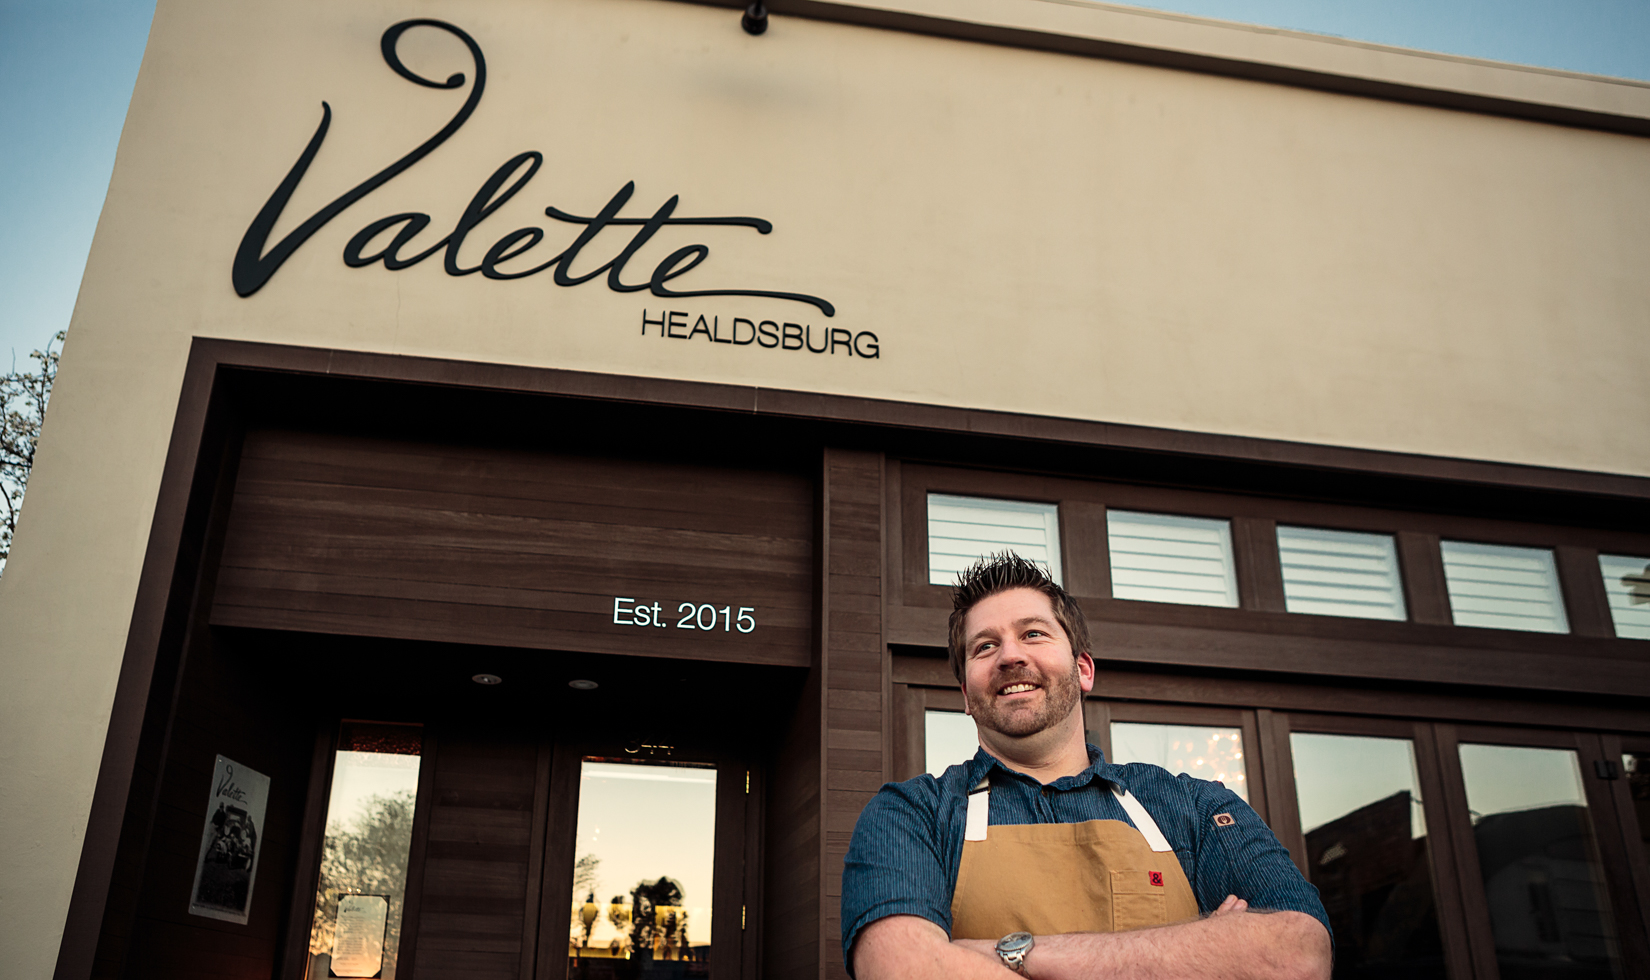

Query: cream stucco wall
left=3, top=0, right=1648, bottom=973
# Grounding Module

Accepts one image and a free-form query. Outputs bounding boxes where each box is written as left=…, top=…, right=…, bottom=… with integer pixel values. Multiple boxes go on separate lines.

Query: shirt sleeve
left=840, top=777, right=955, bottom=974
left=1187, top=777, right=1333, bottom=942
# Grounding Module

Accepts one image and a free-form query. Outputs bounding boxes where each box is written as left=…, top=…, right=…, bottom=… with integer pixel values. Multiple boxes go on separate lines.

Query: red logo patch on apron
left=1213, top=813, right=1236, bottom=827
left=1148, top=871, right=1164, bottom=887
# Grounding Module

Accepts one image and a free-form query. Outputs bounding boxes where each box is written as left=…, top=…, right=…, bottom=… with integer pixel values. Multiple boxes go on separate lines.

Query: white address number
left=612, top=597, right=756, bottom=634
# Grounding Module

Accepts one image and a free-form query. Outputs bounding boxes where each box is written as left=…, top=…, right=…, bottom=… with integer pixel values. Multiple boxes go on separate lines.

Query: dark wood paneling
left=893, top=656, right=1650, bottom=733
left=277, top=725, right=337, bottom=980
left=1254, top=709, right=1302, bottom=868
left=67, top=338, right=1650, bottom=980
left=1397, top=532, right=1452, bottom=626
left=821, top=449, right=885, bottom=980
left=396, top=729, right=440, bottom=980
left=1232, top=517, right=1286, bottom=613
left=1081, top=699, right=1113, bottom=762
left=416, top=729, right=540, bottom=980
left=1061, top=500, right=1111, bottom=601
left=1433, top=723, right=1509, bottom=980
left=533, top=741, right=580, bottom=980
left=763, top=668, right=821, bottom=980
left=1576, top=734, right=1650, bottom=978
left=1601, top=733, right=1650, bottom=978
left=888, top=602, right=1650, bottom=698
left=211, top=431, right=814, bottom=667
left=104, top=632, right=318, bottom=980
left=898, top=463, right=1650, bottom=556
left=891, top=684, right=924, bottom=782
left=1410, top=723, right=1479, bottom=980
left=1557, top=545, right=1616, bottom=638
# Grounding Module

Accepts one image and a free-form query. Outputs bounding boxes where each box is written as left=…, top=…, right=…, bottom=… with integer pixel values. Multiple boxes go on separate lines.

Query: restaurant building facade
left=2, top=1, right=1649, bottom=979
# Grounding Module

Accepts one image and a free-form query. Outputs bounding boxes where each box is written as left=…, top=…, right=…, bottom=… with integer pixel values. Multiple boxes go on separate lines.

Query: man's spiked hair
left=946, top=552, right=1091, bottom=683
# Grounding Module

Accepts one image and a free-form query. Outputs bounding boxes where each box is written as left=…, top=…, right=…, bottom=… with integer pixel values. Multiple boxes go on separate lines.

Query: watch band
left=994, top=931, right=1034, bottom=975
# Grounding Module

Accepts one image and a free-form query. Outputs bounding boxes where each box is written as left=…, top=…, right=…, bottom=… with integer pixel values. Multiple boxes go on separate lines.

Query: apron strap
left=962, top=776, right=1174, bottom=852
left=1108, top=784, right=1173, bottom=852
left=965, top=777, right=990, bottom=841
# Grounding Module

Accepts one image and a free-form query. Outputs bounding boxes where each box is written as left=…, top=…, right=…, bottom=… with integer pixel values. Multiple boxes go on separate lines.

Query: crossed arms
left=852, top=896, right=1331, bottom=980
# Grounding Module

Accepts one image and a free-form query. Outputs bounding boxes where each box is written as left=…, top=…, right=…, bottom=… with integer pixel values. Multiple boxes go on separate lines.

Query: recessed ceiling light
left=471, top=673, right=503, bottom=686
left=568, top=679, right=599, bottom=691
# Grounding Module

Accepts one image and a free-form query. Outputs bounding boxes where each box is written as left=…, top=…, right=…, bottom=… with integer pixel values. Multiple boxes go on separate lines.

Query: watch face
left=997, top=931, right=1034, bottom=954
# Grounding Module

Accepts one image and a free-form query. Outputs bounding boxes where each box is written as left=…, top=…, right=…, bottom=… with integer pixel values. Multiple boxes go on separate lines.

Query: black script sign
left=234, top=19, right=835, bottom=317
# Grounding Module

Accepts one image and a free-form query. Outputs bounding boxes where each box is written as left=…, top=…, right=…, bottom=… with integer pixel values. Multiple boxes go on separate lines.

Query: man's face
left=960, top=587, right=1094, bottom=738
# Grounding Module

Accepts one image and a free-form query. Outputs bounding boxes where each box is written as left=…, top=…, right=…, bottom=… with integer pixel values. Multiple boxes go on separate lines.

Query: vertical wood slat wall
left=415, top=731, right=543, bottom=980
left=820, top=450, right=886, bottom=980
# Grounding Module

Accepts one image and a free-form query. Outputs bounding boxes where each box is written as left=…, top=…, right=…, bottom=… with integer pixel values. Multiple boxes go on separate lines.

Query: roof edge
left=691, top=0, right=1650, bottom=136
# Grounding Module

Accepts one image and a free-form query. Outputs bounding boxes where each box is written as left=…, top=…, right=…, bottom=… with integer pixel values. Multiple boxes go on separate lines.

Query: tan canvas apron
left=950, top=778, right=1201, bottom=939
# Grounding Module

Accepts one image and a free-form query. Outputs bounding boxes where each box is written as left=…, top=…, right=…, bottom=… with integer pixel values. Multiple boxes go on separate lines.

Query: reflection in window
left=1109, top=722, right=1248, bottom=802
left=1598, top=554, right=1650, bottom=640
left=1458, top=744, right=1622, bottom=980
left=925, top=710, right=979, bottom=776
left=306, top=722, right=423, bottom=980
left=1291, top=733, right=1443, bottom=978
left=569, top=759, right=716, bottom=979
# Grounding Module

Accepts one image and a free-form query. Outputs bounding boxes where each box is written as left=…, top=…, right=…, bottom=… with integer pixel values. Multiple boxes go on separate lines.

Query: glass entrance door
left=565, top=757, right=719, bottom=979
left=288, top=708, right=763, bottom=980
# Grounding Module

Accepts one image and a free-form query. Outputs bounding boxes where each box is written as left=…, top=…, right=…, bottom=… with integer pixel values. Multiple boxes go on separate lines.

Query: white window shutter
left=927, top=494, right=1062, bottom=585
left=1106, top=510, right=1237, bottom=607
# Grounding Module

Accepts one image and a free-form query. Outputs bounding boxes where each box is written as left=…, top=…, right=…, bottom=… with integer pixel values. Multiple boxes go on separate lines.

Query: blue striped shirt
left=841, top=745, right=1330, bottom=969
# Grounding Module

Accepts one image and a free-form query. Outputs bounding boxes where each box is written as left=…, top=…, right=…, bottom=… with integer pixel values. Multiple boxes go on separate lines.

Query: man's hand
left=858, top=897, right=1330, bottom=980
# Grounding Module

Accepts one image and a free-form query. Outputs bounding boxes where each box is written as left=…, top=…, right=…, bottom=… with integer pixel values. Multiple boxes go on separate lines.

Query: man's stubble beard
left=967, top=657, right=1084, bottom=739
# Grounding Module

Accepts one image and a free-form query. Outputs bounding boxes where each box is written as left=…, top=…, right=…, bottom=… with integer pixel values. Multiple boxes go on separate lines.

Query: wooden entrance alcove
left=54, top=339, right=1650, bottom=980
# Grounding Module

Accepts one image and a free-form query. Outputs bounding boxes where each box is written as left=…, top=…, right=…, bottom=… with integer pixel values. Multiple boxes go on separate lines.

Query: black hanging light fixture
left=742, top=0, right=768, bottom=35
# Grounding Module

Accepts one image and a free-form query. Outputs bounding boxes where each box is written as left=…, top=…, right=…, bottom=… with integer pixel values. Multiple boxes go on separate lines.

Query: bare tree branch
left=0, top=330, right=64, bottom=572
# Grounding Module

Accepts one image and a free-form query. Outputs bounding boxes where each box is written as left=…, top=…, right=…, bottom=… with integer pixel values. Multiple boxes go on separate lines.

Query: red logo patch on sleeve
left=1148, top=871, right=1164, bottom=887
left=1213, top=813, right=1236, bottom=827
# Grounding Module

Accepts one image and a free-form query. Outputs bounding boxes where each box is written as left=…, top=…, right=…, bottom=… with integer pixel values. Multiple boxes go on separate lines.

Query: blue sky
left=2, top=0, right=1647, bottom=368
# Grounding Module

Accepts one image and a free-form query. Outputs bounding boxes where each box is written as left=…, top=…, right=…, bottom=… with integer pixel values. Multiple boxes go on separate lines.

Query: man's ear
left=1077, top=652, right=1096, bottom=694
left=960, top=680, right=973, bottom=715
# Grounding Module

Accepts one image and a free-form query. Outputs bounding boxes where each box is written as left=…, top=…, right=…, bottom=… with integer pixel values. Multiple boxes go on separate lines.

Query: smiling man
left=841, top=553, right=1332, bottom=980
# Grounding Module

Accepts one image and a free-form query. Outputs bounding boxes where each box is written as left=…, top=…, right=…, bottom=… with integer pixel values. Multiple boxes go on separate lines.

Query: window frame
left=1439, top=723, right=1650, bottom=980
left=889, top=462, right=1650, bottom=694
left=892, top=656, right=1650, bottom=980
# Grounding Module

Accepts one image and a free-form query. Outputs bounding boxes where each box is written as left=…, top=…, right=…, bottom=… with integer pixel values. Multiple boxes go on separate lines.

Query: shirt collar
left=963, top=743, right=1130, bottom=792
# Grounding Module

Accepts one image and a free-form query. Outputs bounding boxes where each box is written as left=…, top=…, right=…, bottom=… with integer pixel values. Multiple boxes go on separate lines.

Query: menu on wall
left=187, top=755, right=270, bottom=924
left=330, top=894, right=390, bottom=978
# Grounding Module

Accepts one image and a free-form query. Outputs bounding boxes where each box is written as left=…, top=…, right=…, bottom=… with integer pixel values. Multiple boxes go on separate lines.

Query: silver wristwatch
left=994, top=931, right=1034, bottom=975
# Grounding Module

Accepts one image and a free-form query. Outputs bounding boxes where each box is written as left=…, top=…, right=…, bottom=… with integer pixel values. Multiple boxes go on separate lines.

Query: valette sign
left=234, top=19, right=859, bottom=352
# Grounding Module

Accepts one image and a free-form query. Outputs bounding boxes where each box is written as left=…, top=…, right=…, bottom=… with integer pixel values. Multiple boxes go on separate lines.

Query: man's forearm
left=855, top=915, right=1021, bottom=980
left=951, top=901, right=1331, bottom=980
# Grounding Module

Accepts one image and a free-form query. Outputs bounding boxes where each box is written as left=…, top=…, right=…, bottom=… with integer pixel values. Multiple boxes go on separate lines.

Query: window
left=305, top=722, right=423, bottom=980
left=1107, top=511, right=1238, bottom=608
left=925, top=709, right=979, bottom=776
left=1440, top=541, right=1569, bottom=634
left=1599, top=554, right=1650, bottom=640
left=568, top=759, right=717, bottom=977
left=1276, top=526, right=1406, bottom=621
left=927, top=494, right=1062, bottom=585
left=1457, top=743, right=1623, bottom=977
left=1108, top=721, right=1248, bottom=802
left=1291, top=732, right=1443, bottom=977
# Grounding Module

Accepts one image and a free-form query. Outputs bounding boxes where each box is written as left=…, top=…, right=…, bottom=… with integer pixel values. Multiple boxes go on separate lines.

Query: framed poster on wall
left=187, top=755, right=270, bottom=924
